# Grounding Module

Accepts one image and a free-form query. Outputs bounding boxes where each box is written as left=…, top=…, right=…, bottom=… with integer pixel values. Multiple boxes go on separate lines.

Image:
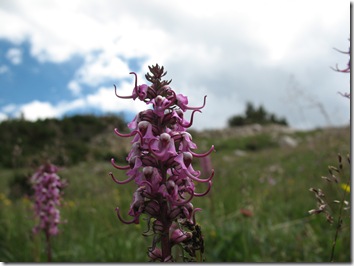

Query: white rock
left=279, top=135, right=298, bottom=148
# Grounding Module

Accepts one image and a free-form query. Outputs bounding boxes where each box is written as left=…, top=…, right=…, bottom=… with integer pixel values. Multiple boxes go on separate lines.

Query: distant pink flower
left=30, top=162, right=66, bottom=262
left=30, top=162, right=65, bottom=236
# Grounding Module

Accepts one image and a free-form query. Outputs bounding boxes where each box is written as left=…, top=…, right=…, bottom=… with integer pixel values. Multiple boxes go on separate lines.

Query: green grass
left=0, top=126, right=350, bottom=262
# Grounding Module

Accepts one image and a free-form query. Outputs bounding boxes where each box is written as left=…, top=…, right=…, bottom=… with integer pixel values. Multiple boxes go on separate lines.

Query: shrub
left=228, top=102, right=288, bottom=127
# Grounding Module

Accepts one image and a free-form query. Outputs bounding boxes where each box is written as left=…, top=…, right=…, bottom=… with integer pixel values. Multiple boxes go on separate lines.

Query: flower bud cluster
left=110, top=64, right=214, bottom=261
left=30, top=162, right=65, bottom=236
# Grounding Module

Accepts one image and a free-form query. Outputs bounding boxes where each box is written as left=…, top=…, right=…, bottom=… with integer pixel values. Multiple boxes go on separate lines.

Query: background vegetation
left=228, top=102, right=288, bottom=127
left=0, top=114, right=126, bottom=168
left=0, top=114, right=350, bottom=262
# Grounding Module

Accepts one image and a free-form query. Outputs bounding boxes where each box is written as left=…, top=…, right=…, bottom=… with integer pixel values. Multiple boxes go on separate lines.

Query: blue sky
left=0, top=38, right=145, bottom=121
left=0, top=0, right=351, bottom=130
left=1, top=40, right=82, bottom=106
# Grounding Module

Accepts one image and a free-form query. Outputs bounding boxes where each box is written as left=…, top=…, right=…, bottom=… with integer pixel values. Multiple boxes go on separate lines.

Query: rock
left=234, top=149, right=247, bottom=156
left=279, top=135, right=298, bottom=148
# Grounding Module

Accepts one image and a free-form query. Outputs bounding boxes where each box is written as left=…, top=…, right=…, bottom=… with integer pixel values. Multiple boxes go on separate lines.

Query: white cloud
left=67, top=80, right=82, bottom=96
left=72, top=52, right=131, bottom=88
left=6, top=48, right=22, bottom=64
left=0, top=82, right=146, bottom=122
left=15, top=99, right=84, bottom=121
left=19, top=101, right=59, bottom=120
left=56, top=98, right=86, bottom=114
left=0, top=6, right=31, bottom=44
left=0, top=0, right=350, bottom=130
left=0, top=0, right=349, bottom=67
left=0, top=65, right=9, bottom=74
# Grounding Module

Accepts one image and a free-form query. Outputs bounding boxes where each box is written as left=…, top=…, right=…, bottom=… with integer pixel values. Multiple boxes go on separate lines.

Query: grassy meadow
left=0, top=122, right=350, bottom=262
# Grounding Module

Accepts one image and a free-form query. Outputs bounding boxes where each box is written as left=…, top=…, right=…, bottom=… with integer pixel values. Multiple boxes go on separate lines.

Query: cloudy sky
left=0, top=0, right=351, bottom=130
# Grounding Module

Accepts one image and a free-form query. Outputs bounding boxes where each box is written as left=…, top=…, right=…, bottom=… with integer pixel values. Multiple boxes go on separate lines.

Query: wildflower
left=341, top=183, right=350, bottom=193
left=30, top=162, right=66, bottom=261
left=110, top=64, right=215, bottom=262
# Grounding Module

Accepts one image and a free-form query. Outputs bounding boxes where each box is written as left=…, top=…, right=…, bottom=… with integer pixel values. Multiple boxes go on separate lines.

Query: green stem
left=45, top=231, right=52, bottom=262
left=329, top=180, right=349, bottom=262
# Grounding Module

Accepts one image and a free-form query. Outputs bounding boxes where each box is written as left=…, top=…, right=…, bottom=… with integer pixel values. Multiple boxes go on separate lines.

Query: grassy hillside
left=0, top=114, right=127, bottom=168
left=0, top=116, right=350, bottom=262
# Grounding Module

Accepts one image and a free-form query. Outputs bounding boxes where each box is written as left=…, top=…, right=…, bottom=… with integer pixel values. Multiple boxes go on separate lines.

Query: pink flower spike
left=115, top=207, right=139, bottom=224
left=109, top=172, right=135, bottom=185
left=109, top=65, right=215, bottom=261
left=30, top=162, right=65, bottom=242
left=111, top=158, right=130, bottom=170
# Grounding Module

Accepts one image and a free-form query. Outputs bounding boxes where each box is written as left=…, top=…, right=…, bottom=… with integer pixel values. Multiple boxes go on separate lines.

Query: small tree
left=228, top=102, right=288, bottom=127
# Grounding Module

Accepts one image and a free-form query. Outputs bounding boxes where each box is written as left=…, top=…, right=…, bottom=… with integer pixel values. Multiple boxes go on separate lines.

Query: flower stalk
left=110, top=64, right=215, bottom=262
left=309, top=153, right=350, bottom=262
